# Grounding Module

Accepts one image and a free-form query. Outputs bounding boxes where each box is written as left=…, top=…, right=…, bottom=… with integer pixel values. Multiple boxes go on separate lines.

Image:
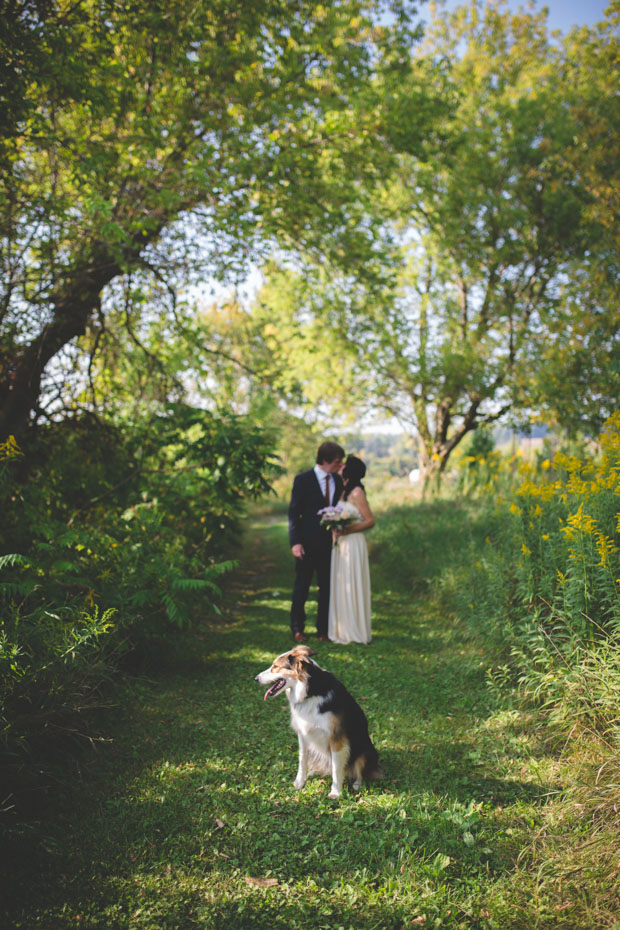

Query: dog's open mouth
left=264, top=678, right=286, bottom=700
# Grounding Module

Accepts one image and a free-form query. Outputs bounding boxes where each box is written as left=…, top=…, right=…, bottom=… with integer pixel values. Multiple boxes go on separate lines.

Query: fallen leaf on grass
left=410, top=918, right=426, bottom=925
left=244, top=877, right=279, bottom=887
left=215, top=819, right=225, bottom=829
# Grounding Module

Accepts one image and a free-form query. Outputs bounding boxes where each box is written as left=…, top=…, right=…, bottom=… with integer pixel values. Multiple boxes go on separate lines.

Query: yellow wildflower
left=565, top=503, right=597, bottom=535
left=595, top=533, right=617, bottom=568
left=0, top=435, right=23, bottom=461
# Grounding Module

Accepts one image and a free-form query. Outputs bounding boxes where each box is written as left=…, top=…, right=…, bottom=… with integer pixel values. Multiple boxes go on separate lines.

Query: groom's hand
left=292, top=544, right=305, bottom=559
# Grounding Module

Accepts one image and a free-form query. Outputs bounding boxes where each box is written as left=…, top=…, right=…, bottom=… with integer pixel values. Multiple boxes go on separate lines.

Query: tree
left=0, top=0, right=418, bottom=439
left=250, top=2, right=618, bottom=481
left=525, top=7, right=620, bottom=434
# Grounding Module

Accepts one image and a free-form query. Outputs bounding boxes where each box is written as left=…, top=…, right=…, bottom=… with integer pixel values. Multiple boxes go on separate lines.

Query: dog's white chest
left=289, top=694, right=331, bottom=751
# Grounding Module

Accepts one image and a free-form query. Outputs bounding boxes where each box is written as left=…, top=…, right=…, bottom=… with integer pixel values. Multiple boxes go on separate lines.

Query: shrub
left=0, top=408, right=280, bottom=813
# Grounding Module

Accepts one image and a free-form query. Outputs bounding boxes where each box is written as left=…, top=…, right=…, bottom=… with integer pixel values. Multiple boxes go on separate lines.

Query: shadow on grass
left=1, top=500, right=555, bottom=929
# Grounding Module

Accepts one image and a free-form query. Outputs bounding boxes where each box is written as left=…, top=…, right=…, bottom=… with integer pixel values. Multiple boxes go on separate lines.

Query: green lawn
left=1, top=502, right=585, bottom=929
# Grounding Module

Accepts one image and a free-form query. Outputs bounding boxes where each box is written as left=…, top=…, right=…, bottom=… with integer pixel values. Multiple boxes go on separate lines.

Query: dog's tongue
left=264, top=678, right=285, bottom=700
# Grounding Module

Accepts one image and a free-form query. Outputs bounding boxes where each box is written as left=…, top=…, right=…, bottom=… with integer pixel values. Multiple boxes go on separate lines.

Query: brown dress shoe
left=317, top=635, right=331, bottom=642
left=293, top=631, right=308, bottom=643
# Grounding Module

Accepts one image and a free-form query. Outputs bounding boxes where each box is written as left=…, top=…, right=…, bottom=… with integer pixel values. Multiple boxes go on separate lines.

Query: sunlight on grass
left=4, top=492, right=616, bottom=930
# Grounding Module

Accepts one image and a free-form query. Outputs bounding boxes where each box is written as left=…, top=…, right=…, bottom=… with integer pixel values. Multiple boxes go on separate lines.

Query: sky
left=542, top=0, right=611, bottom=30
left=425, top=0, right=612, bottom=32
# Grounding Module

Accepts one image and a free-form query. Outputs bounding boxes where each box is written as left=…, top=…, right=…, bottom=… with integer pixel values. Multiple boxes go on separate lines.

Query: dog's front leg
left=293, top=733, right=308, bottom=790
left=328, top=746, right=349, bottom=799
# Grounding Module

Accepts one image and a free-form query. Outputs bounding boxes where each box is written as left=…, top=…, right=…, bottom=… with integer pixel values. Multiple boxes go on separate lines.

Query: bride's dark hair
left=342, top=455, right=367, bottom=500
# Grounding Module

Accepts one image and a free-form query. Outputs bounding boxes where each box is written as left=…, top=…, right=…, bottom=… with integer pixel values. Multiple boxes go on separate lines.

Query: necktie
left=324, top=473, right=331, bottom=505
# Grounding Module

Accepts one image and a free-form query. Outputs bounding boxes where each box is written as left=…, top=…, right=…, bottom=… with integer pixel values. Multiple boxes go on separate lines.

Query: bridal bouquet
left=318, top=504, right=354, bottom=544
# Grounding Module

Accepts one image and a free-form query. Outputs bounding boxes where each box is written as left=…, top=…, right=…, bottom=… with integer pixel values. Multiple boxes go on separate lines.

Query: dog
left=254, top=645, right=382, bottom=798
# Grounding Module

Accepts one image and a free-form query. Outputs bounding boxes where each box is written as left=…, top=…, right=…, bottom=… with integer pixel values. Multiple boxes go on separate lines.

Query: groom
left=289, top=441, right=345, bottom=642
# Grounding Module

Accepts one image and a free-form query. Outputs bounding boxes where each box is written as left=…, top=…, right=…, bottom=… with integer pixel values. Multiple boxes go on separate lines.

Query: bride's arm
left=342, top=487, right=375, bottom=534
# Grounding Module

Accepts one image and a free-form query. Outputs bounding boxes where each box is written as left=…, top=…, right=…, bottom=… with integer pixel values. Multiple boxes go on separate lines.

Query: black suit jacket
left=288, top=469, right=343, bottom=554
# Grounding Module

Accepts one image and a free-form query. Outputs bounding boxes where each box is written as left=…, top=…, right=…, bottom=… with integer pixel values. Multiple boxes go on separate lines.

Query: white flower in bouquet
left=318, top=504, right=354, bottom=544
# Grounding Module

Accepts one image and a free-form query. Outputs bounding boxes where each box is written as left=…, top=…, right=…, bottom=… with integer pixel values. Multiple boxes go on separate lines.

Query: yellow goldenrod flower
left=565, top=503, right=597, bottom=535
left=595, top=533, right=617, bottom=568
left=0, top=435, right=23, bottom=461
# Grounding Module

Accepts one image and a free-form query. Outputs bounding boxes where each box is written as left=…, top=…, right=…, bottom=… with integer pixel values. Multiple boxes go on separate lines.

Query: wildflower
left=0, top=435, right=23, bottom=461
left=509, top=502, right=521, bottom=515
left=542, top=534, right=550, bottom=540
left=565, top=503, right=597, bottom=535
left=521, top=543, right=530, bottom=556
left=595, top=533, right=617, bottom=568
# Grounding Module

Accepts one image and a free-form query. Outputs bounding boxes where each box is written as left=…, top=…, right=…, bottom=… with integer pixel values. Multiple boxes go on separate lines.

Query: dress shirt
left=314, top=464, right=332, bottom=504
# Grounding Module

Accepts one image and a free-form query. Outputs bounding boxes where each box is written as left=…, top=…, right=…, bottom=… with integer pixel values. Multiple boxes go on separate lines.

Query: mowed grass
left=2, top=494, right=577, bottom=929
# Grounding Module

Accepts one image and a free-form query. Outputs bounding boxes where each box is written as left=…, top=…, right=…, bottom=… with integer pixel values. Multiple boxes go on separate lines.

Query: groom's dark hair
left=317, top=441, right=345, bottom=464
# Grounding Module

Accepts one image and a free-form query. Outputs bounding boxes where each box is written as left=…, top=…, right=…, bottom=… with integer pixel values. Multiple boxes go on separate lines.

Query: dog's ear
left=290, top=645, right=317, bottom=659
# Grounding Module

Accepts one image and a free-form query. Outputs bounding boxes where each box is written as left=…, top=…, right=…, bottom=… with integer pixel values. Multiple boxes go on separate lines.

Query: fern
left=0, top=581, right=37, bottom=600
left=0, top=554, right=29, bottom=570
left=171, top=577, right=221, bottom=595
left=162, top=592, right=190, bottom=628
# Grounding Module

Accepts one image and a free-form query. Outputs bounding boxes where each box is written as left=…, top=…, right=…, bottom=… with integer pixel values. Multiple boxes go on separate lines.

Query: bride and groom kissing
left=289, top=441, right=375, bottom=646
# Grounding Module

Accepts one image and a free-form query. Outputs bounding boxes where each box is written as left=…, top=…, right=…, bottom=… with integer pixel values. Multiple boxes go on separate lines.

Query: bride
left=327, top=455, right=375, bottom=645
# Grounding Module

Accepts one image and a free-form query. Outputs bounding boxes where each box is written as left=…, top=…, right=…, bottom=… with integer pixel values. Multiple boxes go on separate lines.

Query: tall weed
left=455, top=413, right=620, bottom=735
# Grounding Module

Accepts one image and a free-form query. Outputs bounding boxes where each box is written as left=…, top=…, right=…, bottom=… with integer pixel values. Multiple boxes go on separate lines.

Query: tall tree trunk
left=0, top=250, right=121, bottom=439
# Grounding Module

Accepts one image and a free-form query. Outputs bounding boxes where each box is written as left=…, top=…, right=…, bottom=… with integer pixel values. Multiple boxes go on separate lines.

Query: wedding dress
left=328, top=499, right=371, bottom=644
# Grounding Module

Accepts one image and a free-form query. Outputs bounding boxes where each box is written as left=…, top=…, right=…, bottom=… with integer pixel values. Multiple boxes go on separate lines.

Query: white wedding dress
left=328, top=499, right=371, bottom=644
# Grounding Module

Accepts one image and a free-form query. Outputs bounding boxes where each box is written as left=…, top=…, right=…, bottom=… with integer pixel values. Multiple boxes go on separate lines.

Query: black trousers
left=290, top=547, right=332, bottom=637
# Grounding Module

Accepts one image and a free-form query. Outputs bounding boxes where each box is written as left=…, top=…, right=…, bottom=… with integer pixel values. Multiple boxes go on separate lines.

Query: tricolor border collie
left=255, top=645, right=382, bottom=798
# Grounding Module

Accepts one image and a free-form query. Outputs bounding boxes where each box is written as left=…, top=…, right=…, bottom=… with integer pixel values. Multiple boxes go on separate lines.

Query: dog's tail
left=363, top=748, right=384, bottom=781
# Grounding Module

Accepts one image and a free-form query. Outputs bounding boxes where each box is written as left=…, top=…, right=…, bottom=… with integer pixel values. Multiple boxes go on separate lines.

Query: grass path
left=3, top=504, right=569, bottom=929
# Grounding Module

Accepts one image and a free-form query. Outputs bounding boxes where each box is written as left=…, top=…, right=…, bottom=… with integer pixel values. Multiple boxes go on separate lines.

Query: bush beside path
left=0, top=499, right=606, bottom=929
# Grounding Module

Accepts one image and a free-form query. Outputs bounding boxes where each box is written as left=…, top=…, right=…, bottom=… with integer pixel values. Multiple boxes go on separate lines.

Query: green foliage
left=451, top=413, right=620, bottom=737
left=0, top=601, right=117, bottom=804
left=2, top=407, right=279, bottom=637
left=0, top=405, right=280, bottom=809
left=0, top=0, right=420, bottom=439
